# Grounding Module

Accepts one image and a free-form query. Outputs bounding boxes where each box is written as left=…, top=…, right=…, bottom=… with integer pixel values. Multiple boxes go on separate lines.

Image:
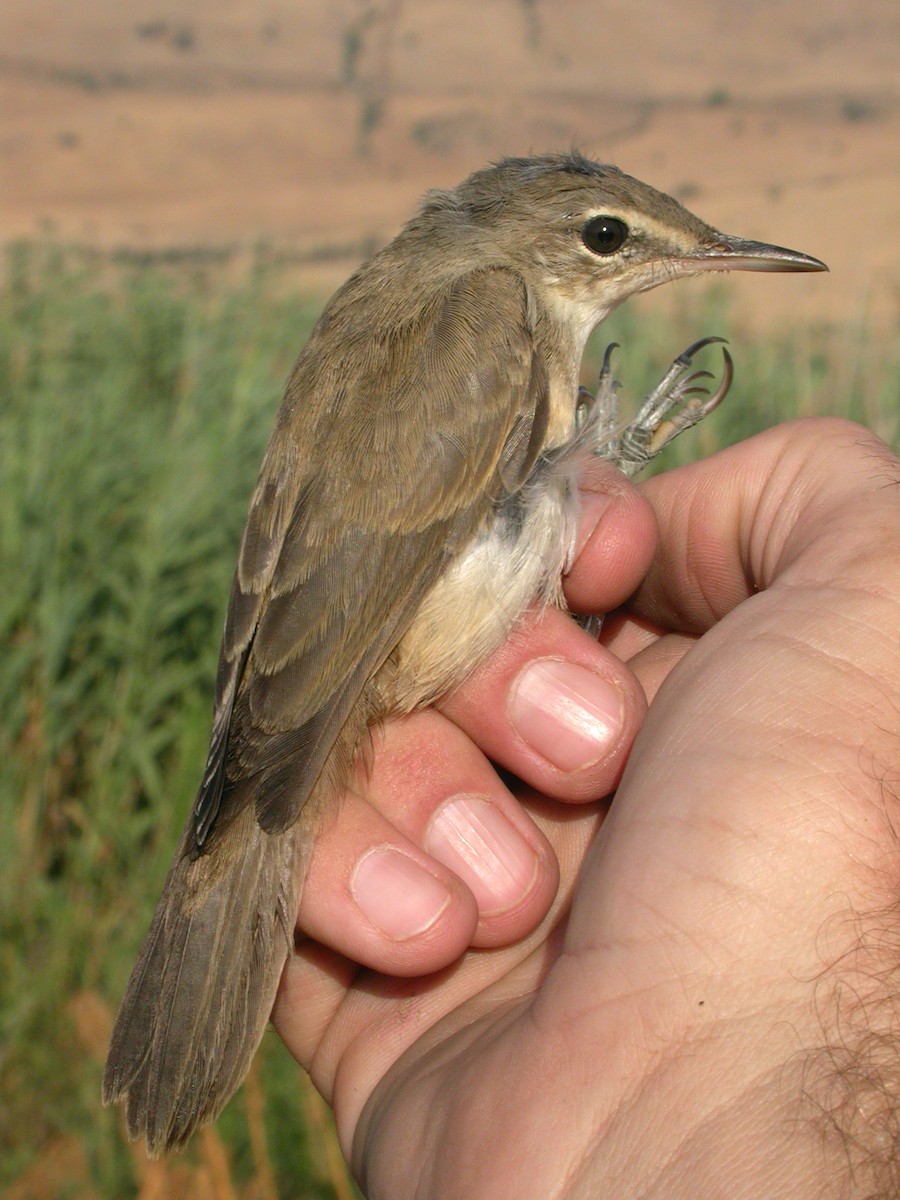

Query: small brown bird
left=103, top=152, right=826, bottom=1153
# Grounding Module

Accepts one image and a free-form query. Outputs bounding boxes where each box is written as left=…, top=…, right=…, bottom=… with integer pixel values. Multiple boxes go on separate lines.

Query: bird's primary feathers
left=103, top=151, right=826, bottom=1153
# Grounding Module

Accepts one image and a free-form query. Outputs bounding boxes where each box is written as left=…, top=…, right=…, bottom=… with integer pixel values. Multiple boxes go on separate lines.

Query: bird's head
left=437, top=152, right=827, bottom=339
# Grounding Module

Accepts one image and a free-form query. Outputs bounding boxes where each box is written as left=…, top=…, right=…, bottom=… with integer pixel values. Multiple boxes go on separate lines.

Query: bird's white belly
left=388, top=461, right=582, bottom=710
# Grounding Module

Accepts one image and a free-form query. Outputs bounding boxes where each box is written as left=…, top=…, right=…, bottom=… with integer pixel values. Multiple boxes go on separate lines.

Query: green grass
left=0, top=242, right=895, bottom=1198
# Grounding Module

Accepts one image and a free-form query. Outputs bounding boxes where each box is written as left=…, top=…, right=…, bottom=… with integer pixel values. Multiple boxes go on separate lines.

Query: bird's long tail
left=102, top=808, right=300, bottom=1155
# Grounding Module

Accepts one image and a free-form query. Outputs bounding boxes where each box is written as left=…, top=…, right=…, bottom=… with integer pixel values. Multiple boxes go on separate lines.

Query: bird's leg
left=570, top=342, right=624, bottom=639
left=568, top=338, right=732, bottom=640
left=578, top=337, right=734, bottom=478
left=617, top=336, right=733, bottom=476
left=575, top=340, right=621, bottom=460
left=572, top=337, right=734, bottom=640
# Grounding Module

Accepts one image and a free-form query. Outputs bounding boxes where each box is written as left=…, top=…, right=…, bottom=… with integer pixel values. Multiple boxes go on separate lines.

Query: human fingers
left=437, top=460, right=655, bottom=800
left=295, top=705, right=561, bottom=984
left=632, top=418, right=894, bottom=631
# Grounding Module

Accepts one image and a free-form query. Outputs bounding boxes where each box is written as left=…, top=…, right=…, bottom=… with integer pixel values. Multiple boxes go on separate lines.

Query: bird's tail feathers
left=102, top=809, right=299, bottom=1155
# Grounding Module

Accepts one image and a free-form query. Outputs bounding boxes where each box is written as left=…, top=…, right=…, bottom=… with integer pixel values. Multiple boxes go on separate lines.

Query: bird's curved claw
left=699, top=346, right=733, bottom=417
left=674, top=334, right=729, bottom=366
left=612, top=338, right=734, bottom=476
left=600, top=341, right=620, bottom=376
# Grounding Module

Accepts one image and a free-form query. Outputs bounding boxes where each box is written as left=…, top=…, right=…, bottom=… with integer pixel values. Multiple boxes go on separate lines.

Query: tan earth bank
left=1, top=0, right=897, bottom=328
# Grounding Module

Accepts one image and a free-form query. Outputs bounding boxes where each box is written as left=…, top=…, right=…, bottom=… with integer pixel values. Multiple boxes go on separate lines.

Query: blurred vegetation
left=0, top=241, right=895, bottom=1199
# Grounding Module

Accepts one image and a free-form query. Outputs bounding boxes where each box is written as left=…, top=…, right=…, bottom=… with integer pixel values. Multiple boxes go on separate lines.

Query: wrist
left=568, top=982, right=894, bottom=1200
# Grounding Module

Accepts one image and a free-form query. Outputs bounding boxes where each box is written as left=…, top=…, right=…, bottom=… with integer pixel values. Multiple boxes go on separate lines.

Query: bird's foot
left=579, top=337, right=734, bottom=478
left=575, top=340, right=621, bottom=459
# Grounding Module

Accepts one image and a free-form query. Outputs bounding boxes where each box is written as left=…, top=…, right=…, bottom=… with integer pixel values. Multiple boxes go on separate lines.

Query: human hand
left=273, top=419, right=900, bottom=1200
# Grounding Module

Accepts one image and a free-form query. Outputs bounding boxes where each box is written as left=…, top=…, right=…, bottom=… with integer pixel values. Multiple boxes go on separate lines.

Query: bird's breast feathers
left=385, top=449, right=582, bottom=712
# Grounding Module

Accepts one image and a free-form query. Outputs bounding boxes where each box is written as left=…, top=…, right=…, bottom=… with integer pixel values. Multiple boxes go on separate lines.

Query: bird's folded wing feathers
left=193, top=267, right=549, bottom=844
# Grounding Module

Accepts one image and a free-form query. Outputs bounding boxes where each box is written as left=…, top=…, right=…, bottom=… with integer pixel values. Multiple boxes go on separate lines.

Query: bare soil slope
left=1, top=0, right=897, bottom=325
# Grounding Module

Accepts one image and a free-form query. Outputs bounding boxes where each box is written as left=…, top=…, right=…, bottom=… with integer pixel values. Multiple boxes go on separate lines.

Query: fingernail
left=425, top=796, right=538, bottom=915
left=508, top=659, right=623, bottom=771
left=351, top=847, right=451, bottom=940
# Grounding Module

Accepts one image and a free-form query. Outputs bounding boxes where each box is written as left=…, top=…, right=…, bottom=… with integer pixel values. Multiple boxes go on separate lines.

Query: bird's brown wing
left=194, top=266, right=549, bottom=846
left=103, top=266, right=550, bottom=1154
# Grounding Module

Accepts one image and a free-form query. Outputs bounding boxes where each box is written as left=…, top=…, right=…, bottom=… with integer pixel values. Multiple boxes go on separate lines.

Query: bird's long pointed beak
left=685, top=233, right=828, bottom=274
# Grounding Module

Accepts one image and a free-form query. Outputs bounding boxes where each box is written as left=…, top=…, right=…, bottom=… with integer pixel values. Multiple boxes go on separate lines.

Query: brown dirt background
left=1, top=0, right=897, bottom=327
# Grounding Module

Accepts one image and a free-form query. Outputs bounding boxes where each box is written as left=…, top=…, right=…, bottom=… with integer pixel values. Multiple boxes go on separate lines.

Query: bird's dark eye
left=581, top=216, right=629, bottom=255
